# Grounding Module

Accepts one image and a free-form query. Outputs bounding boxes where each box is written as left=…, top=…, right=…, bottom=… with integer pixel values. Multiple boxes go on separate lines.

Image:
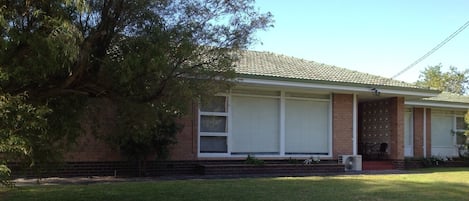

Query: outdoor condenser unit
left=338, top=155, right=362, bottom=171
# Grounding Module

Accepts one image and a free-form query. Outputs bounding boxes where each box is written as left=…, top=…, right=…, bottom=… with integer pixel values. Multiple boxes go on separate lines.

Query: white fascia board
left=237, top=78, right=438, bottom=97
left=405, top=100, right=469, bottom=109
left=379, top=88, right=438, bottom=97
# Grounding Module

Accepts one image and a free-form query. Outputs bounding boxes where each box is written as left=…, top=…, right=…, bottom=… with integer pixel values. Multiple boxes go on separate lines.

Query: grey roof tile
left=424, top=92, right=469, bottom=104
left=235, top=50, right=430, bottom=90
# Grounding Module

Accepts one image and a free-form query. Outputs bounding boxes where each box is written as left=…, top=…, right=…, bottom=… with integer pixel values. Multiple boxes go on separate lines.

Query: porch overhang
left=405, top=100, right=469, bottom=110
left=236, top=77, right=440, bottom=101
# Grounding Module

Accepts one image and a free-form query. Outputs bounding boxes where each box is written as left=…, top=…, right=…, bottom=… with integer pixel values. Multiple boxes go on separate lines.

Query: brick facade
left=411, top=108, right=432, bottom=158
left=65, top=98, right=199, bottom=162
left=413, top=108, right=424, bottom=158
left=425, top=108, right=432, bottom=157
left=389, top=97, right=405, bottom=160
left=60, top=94, right=427, bottom=163
left=64, top=98, right=122, bottom=162
left=168, top=101, right=198, bottom=160
left=358, top=97, right=405, bottom=160
left=332, top=94, right=354, bottom=158
left=359, top=99, right=393, bottom=158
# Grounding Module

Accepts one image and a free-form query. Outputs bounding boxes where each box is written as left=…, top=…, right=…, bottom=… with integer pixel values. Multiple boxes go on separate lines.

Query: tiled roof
left=424, top=92, right=469, bottom=104
left=235, top=50, right=432, bottom=90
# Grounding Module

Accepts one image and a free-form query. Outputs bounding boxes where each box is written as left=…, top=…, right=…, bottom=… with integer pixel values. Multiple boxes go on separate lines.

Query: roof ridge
left=256, top=50, right=416, bottom=84
left=236, top=50, right=436, bottom=91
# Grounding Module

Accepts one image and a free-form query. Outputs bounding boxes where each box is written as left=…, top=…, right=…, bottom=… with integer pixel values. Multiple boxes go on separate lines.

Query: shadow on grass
left=409, top=167, right=469, bottom=173
left=3, top=172, right=469, bottom=201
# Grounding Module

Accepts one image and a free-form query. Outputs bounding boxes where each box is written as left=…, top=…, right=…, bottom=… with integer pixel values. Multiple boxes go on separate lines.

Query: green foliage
left=244, top=155, right=264, bottom=165
left=286, top=157, right=301, bottom=164
left=111, top=101, right=181, bottom=161
left=0, top=163, right=13, bottom=187
left=0, top=94, right=52, bottom=157
left=416, top=64, right=469, bottom=95
left=0, top=0, right=273, bottom=184
left=0, top=93, right=49, bottom=184
left=0, top=93, right=84, bottom=182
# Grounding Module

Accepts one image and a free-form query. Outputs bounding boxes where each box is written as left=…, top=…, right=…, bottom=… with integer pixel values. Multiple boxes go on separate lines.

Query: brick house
left=62, top=50, right=468, bottom=174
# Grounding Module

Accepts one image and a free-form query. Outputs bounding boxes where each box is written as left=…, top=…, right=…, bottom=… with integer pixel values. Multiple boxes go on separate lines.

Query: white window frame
left=430, top=110, right=466, bottom=157
left=454, top=115, right=468, bottom=145
left=283, top=95, right=331, bottom=156
left=198, top=94, right=230, bottom=157
left=198, top=89, right=333, bottom=158
left=455, top=115, right=467, bottom=132
left=404, top=108, right=414, bottom=157
left=230, top=93, right=281, bottom=155
left=431, top=112, right=455, bottom=148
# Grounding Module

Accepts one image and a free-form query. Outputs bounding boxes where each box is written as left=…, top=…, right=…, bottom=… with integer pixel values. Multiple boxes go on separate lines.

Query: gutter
left=236, top=74, right=440, bottom=95
left=405, top=100, right=469, bottom=109
left=237, top=77, right=440, bottom=98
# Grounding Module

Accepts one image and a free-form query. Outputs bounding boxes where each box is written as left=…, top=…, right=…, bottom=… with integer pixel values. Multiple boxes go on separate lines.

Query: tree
left=416, top=64, right=469, bottom=95
left=417, top=65, right=469, bottom=158
left=0, top=0, right=273, bottom=182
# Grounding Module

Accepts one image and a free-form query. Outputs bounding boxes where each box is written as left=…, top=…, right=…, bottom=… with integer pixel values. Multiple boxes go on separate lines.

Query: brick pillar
left=169, top=100, right=198, bottom=160
left=413, top=108, right=424, bottom=158
left=332, top=94, right=354, bottom=159
left=390, top=97, right=405, bottom=160
left=425, top=108, right=432, bottom=157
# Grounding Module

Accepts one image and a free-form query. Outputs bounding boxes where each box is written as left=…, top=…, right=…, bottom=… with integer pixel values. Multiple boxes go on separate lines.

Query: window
left=404, top=110, right=413, bottom=147
left=200, top=136, right=227, bottom=153
left=201, top=96, right=226, bottom=112
left=198, top=90, right=332, bottom=157
left=231, top=96, right=280, bottom=154
left=431, top=115, right=454, bottom=147
left=456, top=116, right=468, bottom=145
left=200, top=116, right=226, bottom=132
left=285, top=99, right=329, bottom=154
left=456, top=116, right=467, bottom=131
left=199, top=96, right=228, bottom=154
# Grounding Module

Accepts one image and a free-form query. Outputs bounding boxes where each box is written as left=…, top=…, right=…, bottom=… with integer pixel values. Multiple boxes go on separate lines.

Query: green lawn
left=1, top=168, right=469, bottom=201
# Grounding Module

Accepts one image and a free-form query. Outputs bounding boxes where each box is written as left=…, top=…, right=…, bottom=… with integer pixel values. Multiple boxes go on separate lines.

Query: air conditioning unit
left=338, top=155, right=362, bottom=171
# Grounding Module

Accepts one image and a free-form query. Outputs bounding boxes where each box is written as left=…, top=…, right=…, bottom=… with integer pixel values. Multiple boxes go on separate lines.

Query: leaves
left=0, top=0, right=273, bottom=184
left=416, top=64, right=469, bottom=95
left=0, top=93, right=50, bottom=184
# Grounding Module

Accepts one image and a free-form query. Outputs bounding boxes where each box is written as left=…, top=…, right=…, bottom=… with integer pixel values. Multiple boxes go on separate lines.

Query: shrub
left=245, top=155, right=264, bottom=166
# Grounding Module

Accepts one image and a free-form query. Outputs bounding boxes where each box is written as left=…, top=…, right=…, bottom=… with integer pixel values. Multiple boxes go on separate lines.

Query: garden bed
left=198, top=163, right=345, bottom=175
left=404, top=158, right=469, bottom=169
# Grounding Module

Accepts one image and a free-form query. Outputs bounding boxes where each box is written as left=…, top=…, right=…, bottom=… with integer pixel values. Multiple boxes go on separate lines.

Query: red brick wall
left=168, top=101, right=198, bottom=160
left=65, top=98, right=199, bottom=162
left=64, top=98, right=122, bottom=162
left=390, top=97, right=405, bottom=160
left=413, top=108, right=424, bottom=158
left=425, top=108, right=432, bottom=157
left=332, top=94, right=354, bottom=158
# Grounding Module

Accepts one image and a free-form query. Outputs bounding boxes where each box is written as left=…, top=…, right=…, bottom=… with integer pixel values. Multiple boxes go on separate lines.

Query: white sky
left=250, top=0, right=469, bottom=83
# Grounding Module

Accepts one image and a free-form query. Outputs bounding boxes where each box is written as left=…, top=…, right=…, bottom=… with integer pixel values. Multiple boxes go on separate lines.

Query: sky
left=250, top=0, right=469, bottom=83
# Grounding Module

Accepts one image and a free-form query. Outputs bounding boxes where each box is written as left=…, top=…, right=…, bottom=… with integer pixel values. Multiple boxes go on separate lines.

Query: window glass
left=200, top=116, right=227, bottom=132
left=456, top=117, right=467, bottom=130
left=457, top=134, right=467, bottom=145
left=200, top=96, right=226, bottom=112
left=200, top=136, right=227, bottom=153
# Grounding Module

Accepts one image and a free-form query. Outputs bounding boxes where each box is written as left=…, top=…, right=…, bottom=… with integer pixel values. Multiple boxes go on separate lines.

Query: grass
left=1, top=168, right=469, bottom=201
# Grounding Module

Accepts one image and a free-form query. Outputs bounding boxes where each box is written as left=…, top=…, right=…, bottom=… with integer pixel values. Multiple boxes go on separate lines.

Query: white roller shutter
left=231, top=96, right=280, bottom=154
